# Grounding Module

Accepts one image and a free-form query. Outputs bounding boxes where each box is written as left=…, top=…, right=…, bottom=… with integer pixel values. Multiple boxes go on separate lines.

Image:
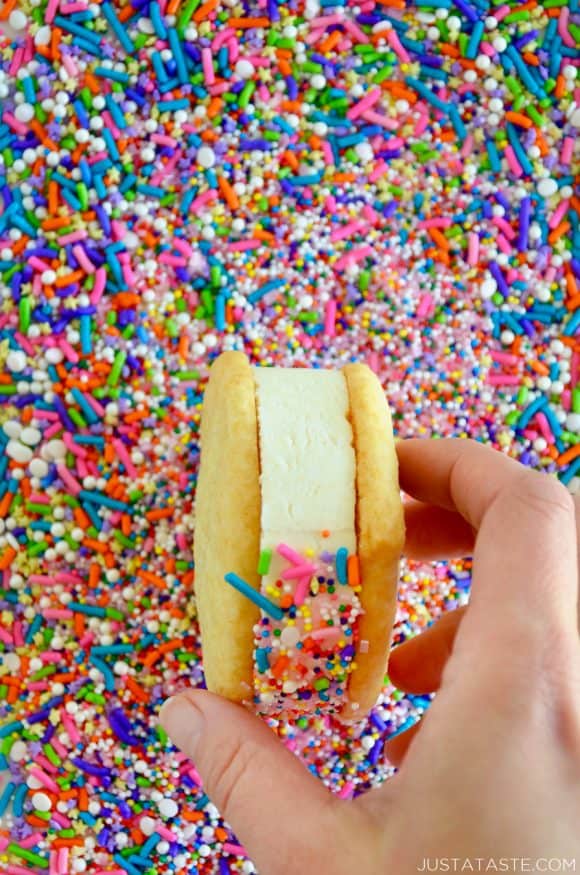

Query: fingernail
left=159, top=693, right=203, bottom=752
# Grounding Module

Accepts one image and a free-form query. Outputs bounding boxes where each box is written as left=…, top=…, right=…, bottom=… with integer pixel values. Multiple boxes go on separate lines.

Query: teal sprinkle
left=224, top=573, right=284, bottom=621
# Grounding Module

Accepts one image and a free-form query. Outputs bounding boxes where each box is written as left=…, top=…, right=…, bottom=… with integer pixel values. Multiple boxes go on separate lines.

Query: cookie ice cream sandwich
left=195, top=352, right=404, bottom=720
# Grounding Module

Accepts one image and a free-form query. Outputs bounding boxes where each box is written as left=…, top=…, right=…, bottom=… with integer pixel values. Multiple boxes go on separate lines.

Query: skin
left=160, top=438, right=580, bottom=873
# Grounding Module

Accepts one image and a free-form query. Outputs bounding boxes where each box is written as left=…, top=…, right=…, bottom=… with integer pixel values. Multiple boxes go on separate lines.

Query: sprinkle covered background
left=0, top=0, right=578, bottom=871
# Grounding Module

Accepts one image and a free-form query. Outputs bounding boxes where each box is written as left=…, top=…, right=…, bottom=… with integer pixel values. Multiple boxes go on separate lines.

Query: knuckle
left=509, top=470, right=574, bottom=526
left=205, top=735, right=254, bottom=816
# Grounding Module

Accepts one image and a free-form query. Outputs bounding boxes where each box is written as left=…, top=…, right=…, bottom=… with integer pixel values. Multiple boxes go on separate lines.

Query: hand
left=160, top=439, right=580, bottom=873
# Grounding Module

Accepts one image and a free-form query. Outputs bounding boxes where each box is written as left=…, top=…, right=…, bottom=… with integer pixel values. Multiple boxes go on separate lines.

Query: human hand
left=160, top=438, right=580, bottom=873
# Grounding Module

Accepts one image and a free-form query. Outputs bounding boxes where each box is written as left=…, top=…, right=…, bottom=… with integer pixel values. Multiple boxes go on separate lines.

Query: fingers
left=160, top=690, right=340, bottom=873
left=385, top=721, right=421, bottom=769
left=397, top=440, right=578, bottom=649
left=388, top=607, right=466, bottom=694
left=403, top=501, right=474, bottom=560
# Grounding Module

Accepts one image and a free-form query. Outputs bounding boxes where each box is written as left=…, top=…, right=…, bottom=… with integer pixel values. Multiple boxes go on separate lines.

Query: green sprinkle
left=7, top=844, right=49, bottom=869
left=107, top=350, right=127, bottom=386
left=257, top=549, right=272, bottom=575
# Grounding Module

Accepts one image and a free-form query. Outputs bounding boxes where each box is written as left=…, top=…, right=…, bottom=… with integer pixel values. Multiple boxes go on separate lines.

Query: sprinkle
left=224, top=573, right=284, bottom=621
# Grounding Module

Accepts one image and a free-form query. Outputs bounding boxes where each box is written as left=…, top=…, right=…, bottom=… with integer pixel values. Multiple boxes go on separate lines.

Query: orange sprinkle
left=271, top=655, right=290, bottom=679
left=557, top=445, right=580, bottom=468
left=0, top=547, right=16, bottom=571
left=229, top=16, right=270, bottom=27
left=218, top=175, right=240, bottom=210
left=347, top=555, right=360, bottom=587
left=548, top=221, right=570, bottom=245
left=193, top=0, right=217, bottom=21
left=145, top=508, right=174, bottom=522
left=0, top=0, right=18, bottom=20
left=528, top=359, right=549, bottom=376
left=125, top=676, right=150, bottom=703
left=505, top=111, right=532, bottom=129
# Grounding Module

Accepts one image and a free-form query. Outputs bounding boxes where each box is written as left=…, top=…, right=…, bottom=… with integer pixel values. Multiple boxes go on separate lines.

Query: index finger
left=396, top=439, right=578, bottom=650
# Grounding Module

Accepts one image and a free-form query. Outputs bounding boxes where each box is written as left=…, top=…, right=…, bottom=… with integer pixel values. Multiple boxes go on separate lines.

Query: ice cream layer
left=253, top=366, right=356, bottom=552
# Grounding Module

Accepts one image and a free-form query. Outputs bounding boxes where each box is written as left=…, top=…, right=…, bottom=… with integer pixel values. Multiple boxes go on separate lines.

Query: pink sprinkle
left=191, top=189, right=217, bottom=212
left=201, top=47, right=216, bottom=84
left=467, top=232, right=479, bottom=266
left=310, top=626, right=341, bottom=641
left=562, top=389, right=571, bottom=412
left=416, top=294, right=433, bottom=318
left=159, top=252, right=187, bottom=267
left=57, top=848, right=69, bottom=875
left=28, top=255, right=51, bottom=273
left=156, top=825, right=178, bottom=841
left=228, top=239, right=262, bottom=252
left=172, top=237, right=193, bottom=257
left=0, top=626, right=13, bottom=645
left=112, top=438, right=138, bottom=478
left=414, top=111, right=429, bottom=136
left=309, top=13, right=342, bottom=27
left=333, top=245, right=372, bottom=271
left=289, top=576, right=314, bottom=609
left=29, top=575, right=56, bottom=585
left=369, top=160, right=388, bottom=182
left=276, top=543, right=304, bottom=565
left=490, top=350, right=519, bottom=366
left=52, top=811, right=72, bottom=829
left=223, top=843, right=246, bottom=856
left=486, top=374, right=521, bottom=386
left=59, top=339, right=80, bottom=364
left=496, top=234, right=512, bottom=256
left=55, top=572, right=84, bottom=585
left=72, top=245, right=95, bottom=274
left=46, top=0, right=60, bottom=18
left=20, top=834, right=46, bottom=849
left=61, top=52, right=78, bottom=77
left=281, top=562, right=316, bottom=581
left=344, top=19, right=369, bottom=44
left=492, top=216, right=516, bottom=240
left=386, top=28, right=410, bottom=62
left=63, top=433, right=88, bottom=458
left=549, top=200, right=569, bottom=230
left=212, top=27, right=235, bottom=50
left=330, top=221, right=366, bottom=243
left=42, top=608, right=73, bottom=620
left=338, top=781, right=355, bottom=800
left=90, top=267, right=107, bottom=305
left=61, top=710, right=81, bottom=745
left=560, top=137, right=574, bottom=166
left=29, top=492, right=51, bottom=504
left=13, top=621, right=24, bottom=647
left=30, top=767, right=59, bottom=793
left=504, top=145, right=523, bottom=177
left=418, top=218, right=452, bottom=230
left=535, top=411, right=554, bottom=444
left=57, top=464, right=82, bottom=496
left=460, top=134, right=474, bottom=158
left=324, top=299, right=337, bottom=337
left=558, top=7, right=575, bottom=48
left=361, top=109, right=397, bottom=131
left=14, top=332, right=35, bottom=354
left=572, top=351, right=579, bottom=387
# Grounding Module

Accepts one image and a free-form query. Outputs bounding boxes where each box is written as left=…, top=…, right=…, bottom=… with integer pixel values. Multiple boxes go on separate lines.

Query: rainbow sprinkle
left=0, top=0, right=578, bottom=871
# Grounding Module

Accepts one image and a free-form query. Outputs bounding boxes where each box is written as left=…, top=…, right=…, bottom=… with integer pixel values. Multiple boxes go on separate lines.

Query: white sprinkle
left=158, top=798, right=178, bottom=818
left=196, top=146, right=215, bottom=169
left=6, top=440, right=33, bottom=464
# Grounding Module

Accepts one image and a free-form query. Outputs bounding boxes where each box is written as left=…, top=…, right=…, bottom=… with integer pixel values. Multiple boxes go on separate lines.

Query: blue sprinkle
left=336, top=547, right=348, bottom=584
left=224, top=573, right=284, bottom=621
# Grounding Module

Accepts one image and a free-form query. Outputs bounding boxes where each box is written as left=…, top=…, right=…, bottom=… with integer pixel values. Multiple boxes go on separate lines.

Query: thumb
left=160, top=690, right=340, bottom=873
